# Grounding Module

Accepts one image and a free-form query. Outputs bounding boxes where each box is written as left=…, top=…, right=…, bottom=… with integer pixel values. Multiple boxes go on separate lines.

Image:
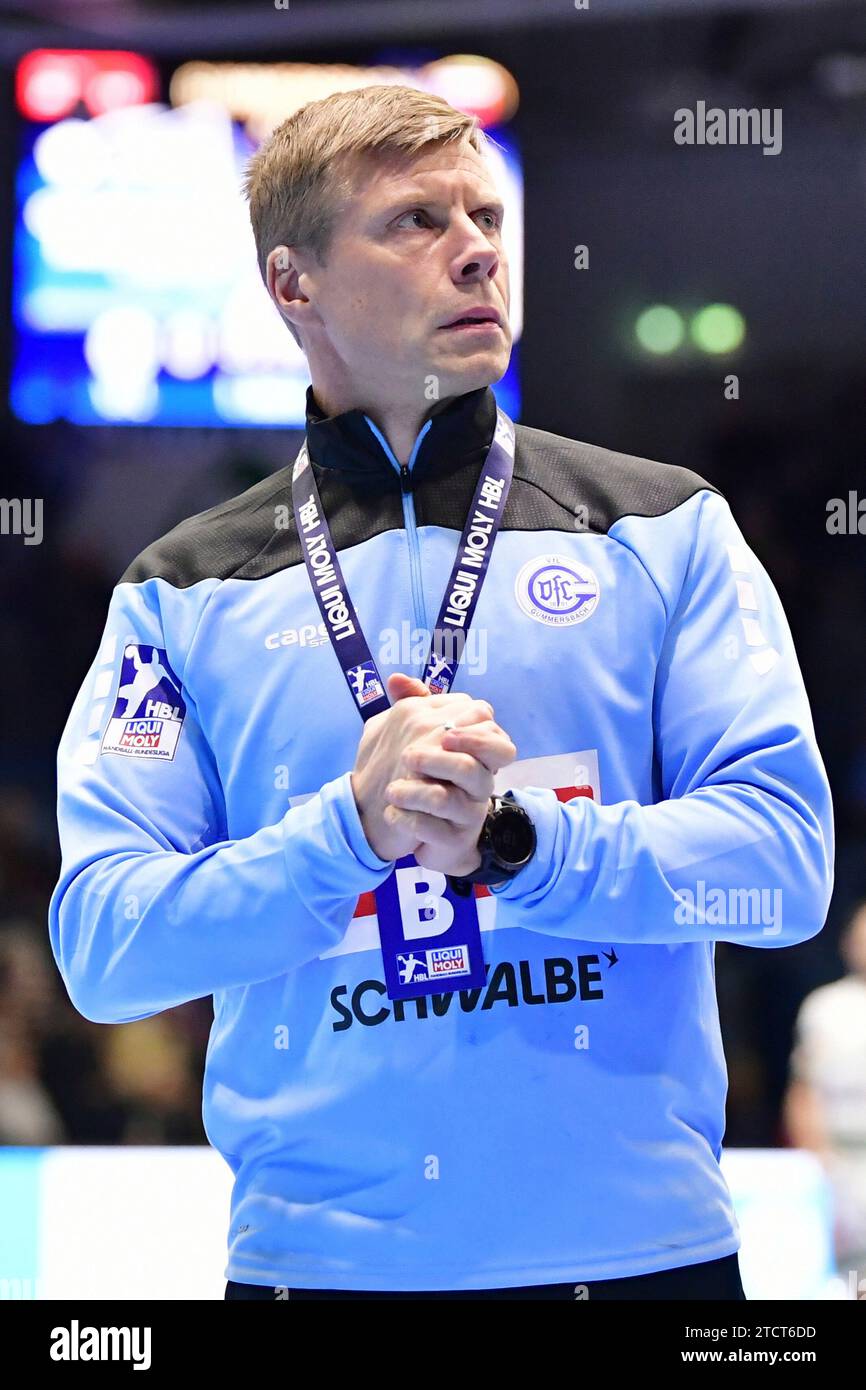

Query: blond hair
left=242, top=83, right=491, bottom=348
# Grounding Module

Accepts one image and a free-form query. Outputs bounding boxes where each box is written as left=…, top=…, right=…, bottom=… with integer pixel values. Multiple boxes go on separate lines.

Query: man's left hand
left=383, top=719, right=517, bottom=875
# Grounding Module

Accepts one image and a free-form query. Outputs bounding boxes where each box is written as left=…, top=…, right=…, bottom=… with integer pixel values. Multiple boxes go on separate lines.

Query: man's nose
left=449, top=219, right=500, bottom=281
left=457, top=249, right=500, bottom=282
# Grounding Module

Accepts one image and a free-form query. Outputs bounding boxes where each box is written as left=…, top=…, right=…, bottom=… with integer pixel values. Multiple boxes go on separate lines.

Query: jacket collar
left=303, top=382, right=498, bottom=485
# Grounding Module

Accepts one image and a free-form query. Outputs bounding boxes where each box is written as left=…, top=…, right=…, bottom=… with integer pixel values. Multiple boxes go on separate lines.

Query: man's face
left=293, top=138, right=512, bottom=405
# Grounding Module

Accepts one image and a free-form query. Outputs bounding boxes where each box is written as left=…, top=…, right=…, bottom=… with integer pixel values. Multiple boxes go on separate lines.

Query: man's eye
left=394, top=208, right=501, bottom=231
left=478, top=210, right=502, bottom=231
left=397, top=209, right=432, bottom=229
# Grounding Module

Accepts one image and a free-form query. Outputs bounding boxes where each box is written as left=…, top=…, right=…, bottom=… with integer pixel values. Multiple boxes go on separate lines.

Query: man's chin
left=430, top=347, right=512, bottom=395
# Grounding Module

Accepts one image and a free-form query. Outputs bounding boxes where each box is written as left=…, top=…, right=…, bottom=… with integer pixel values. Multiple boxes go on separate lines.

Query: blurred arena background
left=0, top=0, right=864, bottom=1299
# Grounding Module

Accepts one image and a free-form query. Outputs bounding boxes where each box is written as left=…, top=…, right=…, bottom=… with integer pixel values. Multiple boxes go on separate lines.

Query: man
left=784, top=899, right=866, bottom=1295
left=49, top=84, right=834, bottom=1301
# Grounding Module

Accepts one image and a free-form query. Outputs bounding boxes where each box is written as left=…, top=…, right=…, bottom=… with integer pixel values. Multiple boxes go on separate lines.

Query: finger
left=402, top=745, right=494, bottom=801
left=460, top=698, right=496, bottom=723
left=413, top=841, right=484, bottom=877
left=387, top=672, right=430, bottom=700
left=393, top=694, right=491, bottom=751
left=440, top=724, right=517, bottom=773
left=416, top=701, right=496, bottom=744
left=438, top=715, right=509, bottom=743
left=385, top=776, right=483, bottom=829
left=385, top=777, right=481, bottom=828
left=383, top=804, right=475, bottom=849
left=422, top=693, right=495, bottom=722
left=381, top=803, right=423, bottom=850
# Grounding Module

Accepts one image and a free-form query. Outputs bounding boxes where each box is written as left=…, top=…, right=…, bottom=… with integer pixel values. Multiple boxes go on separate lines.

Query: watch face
left=491, top=806, right=535, bottom=865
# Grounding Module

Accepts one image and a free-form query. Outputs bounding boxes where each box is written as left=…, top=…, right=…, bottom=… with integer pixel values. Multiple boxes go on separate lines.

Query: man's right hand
left=350, top=672, right=510, bottom=863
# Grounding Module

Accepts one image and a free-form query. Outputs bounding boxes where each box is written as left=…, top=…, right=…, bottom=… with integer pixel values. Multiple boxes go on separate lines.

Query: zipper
left=363, top=415, right=432, bottom=666
left=399, top=463, right=427, bottom=646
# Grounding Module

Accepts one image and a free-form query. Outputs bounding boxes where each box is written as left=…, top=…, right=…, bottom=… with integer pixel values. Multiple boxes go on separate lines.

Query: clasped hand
left=350, top=672, right=517, bottom=875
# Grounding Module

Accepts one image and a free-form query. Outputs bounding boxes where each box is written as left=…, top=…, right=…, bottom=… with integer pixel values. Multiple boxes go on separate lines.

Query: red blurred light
left=16, top=50, right=158, bottom=122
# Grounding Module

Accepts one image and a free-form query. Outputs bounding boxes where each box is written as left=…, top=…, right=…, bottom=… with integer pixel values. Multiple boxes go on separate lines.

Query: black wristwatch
left=447, top=791, right=537, bottom=897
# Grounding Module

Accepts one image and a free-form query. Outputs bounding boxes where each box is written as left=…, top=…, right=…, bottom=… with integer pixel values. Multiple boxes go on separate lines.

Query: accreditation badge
left=373, top=855, right=487, bottom=1001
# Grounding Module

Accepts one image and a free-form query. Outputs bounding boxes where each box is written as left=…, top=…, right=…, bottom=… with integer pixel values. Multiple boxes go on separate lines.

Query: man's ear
left=269, top=248, right=307, bottom=316
left=267, top=245, right=310, bottom=335
left=268, top=245, right=292, bottom=288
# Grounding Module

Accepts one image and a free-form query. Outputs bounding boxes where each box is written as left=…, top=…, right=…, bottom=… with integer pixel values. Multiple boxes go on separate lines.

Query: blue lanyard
left=291, top=408, right=515, bottom=721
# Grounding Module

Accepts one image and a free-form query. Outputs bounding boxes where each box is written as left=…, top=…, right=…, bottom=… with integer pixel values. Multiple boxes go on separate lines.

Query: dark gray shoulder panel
left=507, top=422, right=723, bottom=534
left=118, top=465, right=296, bottom=588
left=118, top=421, right=724, bottom=590
left=118, top=463, right=405, bottom=589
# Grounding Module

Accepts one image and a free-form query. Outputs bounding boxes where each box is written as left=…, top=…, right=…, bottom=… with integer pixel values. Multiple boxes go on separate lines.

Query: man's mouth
left=438, top=317, right=502, bottom=333
left=443, top=319, right=499, bottom=328
left=438, top=308, right=502, bottom=331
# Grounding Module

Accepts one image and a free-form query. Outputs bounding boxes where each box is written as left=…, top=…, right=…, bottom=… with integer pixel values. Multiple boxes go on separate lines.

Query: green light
left=634, top=305, right=685, bottom=355
left=690, top=303, right=746, bottom=354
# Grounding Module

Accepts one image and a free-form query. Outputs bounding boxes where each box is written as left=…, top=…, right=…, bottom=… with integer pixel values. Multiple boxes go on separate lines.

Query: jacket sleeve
left=490, top=488, right=834, bottom=947
left=48, top=577, right=395, bottom=1024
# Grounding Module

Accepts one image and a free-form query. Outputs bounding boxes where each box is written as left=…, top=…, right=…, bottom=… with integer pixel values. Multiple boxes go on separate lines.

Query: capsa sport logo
left=100, top=643, right=185, bottom=760
left=514, top=554, right=600, bottom=626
